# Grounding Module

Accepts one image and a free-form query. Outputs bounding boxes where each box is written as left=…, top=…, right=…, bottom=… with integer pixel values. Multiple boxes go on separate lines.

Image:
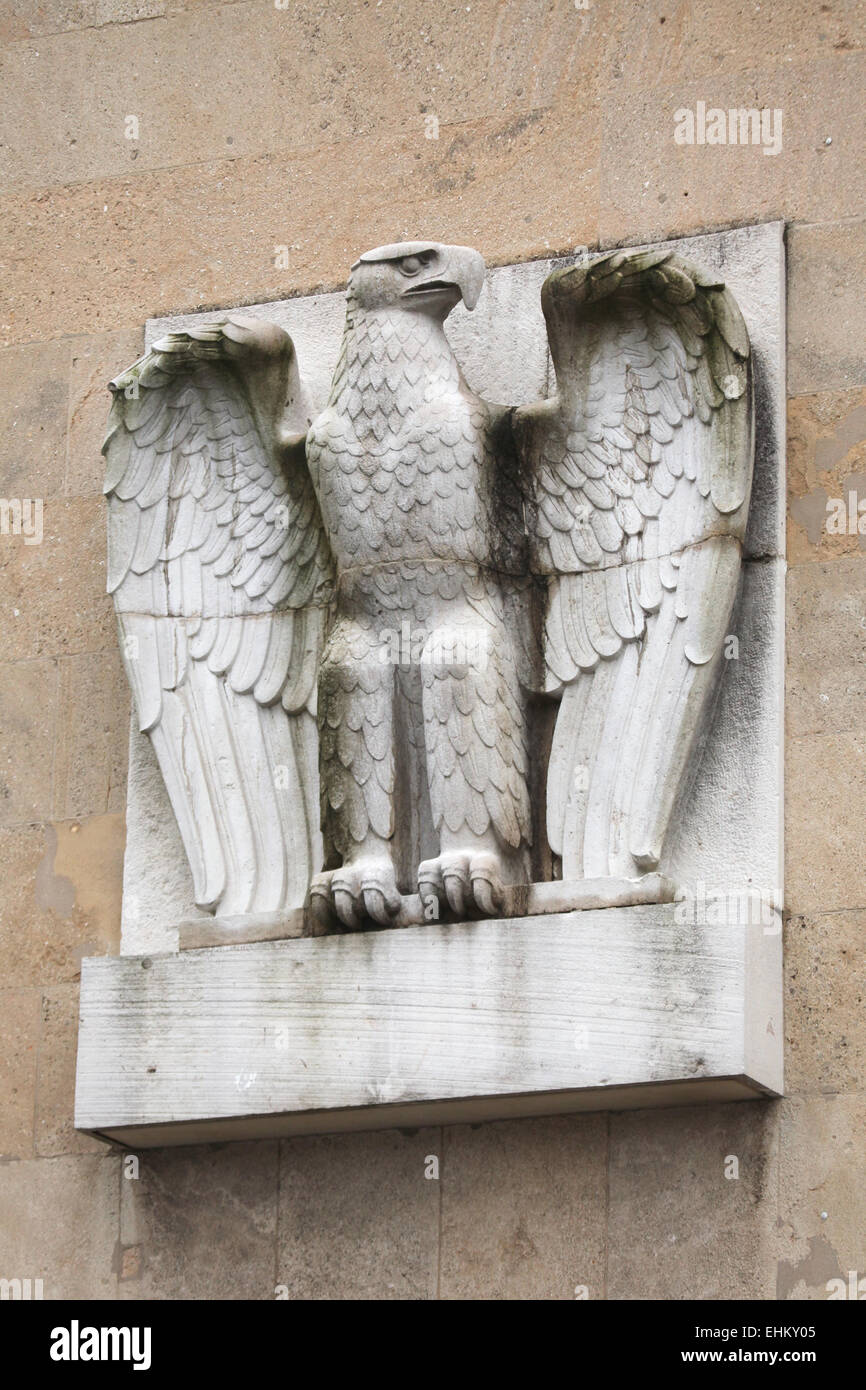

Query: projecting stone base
left=75, top=901, right=782, bottom=1148
left=176, top=872, right=676, bottom=949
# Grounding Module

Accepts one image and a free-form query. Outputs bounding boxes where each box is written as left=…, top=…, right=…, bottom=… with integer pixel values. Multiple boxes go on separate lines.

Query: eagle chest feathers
left=306, top=307, right=492, bottom=570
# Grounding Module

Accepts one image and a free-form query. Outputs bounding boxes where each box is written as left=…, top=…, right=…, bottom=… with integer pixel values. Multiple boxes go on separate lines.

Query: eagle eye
left=398, top=252, right=432, bottom=277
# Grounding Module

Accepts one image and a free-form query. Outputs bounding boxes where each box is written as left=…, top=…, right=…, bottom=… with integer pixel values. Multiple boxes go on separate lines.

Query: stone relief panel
left=105, top=224, right=784, bottom=955
left=75, top=223, right=784, bottom=1142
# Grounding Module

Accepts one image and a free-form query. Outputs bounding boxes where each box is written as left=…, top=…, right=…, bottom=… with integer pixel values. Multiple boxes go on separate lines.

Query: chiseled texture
left=102, top=241, right=752, bottom=920
left=308, top=262, right=529, bottom=878
left=102, top=247, right=534, bottom=920
left=317, top=566, right=530, bottom=863
left=103, top=335, right=332, bottom=916
left=1, top=0, right=864, bottom=1306
left=515, top=251, right=753, bottom=878
left=308, top=303, right=498, bottom=568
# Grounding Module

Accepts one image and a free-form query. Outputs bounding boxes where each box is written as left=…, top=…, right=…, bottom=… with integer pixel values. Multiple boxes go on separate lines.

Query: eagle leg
left=418, top=595, right=531, bottom=921
left=312, top=613, right=402, bottom=930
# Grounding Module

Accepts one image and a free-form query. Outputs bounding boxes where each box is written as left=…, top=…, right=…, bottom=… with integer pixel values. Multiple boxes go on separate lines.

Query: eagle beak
left=402, top=245, right=486, bottom=313
left=444, top=245, right=485, bottom=310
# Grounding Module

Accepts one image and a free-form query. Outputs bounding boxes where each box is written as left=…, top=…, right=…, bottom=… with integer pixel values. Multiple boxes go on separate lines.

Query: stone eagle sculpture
left=104, top=240, right=753, bottom=933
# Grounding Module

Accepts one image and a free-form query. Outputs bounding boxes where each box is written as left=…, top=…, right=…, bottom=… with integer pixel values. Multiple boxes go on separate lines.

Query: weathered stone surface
left=119, top=1141, right=278, bottom=1300
left=0, top=1153, right=120, bottom=1299
left=788, top=218, right=866, bottom=395
left=0, top=988, right=40, bottom=1158
left=37, top=984, right=105, bottom=1156
left=278, top=1128, right=439, bottom=1300
left=775, top=1094, right=866, bottom=1300
left=786, top=557, right=866, bottom=740
left=0, top=10, right=282, bottom=189
left=440, top=1113, right=606, bottom=1300
left=75, top=903, right=781, bottom=1146
left=608, top=1101, right=779, bottom=1300
left=66, top=327, right=144, bottom=496
left=785, top=911, right=866, bottom=1095
left=0, top=339, right=69, bottom=498
left=0, top=820, right=121, bottom=989
left=0, top=497, right=115, bottom=660
left=119, top=723, right=195, bottom=956
left=277, top=0, right=603, bottom=140
left=0, top=825, right=77, bottom=986
left=786, top=729, right=866, bottom=915
left=605, top=0, right=866, bottom=84
left=599, top=56, right=865, bottom=248
left=50, top=813, right=124, bottom=950
left=667, top=557, right=785, bottom=901
left=0, top=659, right=58, bottom=824
left=0, top=104, right=600, bottom=348
left=0, top=2, right=167, bottom=41
left=53, top=651, right=129, bottom=820
left=0, top=2, right=604, bottom=191
left=0, top=1, right=94, bottom=42
left=787, top=386, right=866, bottom=565
left=92, top=0, right=163, bottom=24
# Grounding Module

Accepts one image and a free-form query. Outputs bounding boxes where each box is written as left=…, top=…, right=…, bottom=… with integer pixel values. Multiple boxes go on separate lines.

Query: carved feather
left=514, top=249, right=754, bottom=880
left=104, top=335, right=334, bottom=916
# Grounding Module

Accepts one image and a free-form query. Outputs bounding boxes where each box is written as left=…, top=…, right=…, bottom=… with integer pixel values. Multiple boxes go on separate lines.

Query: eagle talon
left=418, top=849, right=506, bottom=921
left=309, top=860, right=400, bottom=931
left=442, top=857, right=471, bottom=916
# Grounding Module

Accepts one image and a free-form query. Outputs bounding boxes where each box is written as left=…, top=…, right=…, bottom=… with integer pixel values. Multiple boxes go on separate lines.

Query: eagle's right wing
left=513, top=251, right=754, bottom=882
left=104, top=317, right=334, bottom=917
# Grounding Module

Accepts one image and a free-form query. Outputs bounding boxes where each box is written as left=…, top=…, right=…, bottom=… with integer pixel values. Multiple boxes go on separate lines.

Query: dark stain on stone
left=790, top=487, right=830, bottom=546
left=776, top=1234, right=842, bottom=1300
left=814, top=403, right=866, bottom=472
left=34, top=824, right=75, bottom=918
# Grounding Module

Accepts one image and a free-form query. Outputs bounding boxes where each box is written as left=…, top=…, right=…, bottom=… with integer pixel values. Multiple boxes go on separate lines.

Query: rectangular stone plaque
left=75, top=221, right=785, bottom=1144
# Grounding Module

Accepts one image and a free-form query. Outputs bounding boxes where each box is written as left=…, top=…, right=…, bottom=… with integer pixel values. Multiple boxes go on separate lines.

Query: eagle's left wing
left=513, top=249, right=754, bottom=882
left=105, top=318, right=334, bottom=920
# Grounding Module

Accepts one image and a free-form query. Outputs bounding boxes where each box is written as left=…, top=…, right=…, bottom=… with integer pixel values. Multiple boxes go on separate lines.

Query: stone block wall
left=0, top=0, right=863, bottom=1299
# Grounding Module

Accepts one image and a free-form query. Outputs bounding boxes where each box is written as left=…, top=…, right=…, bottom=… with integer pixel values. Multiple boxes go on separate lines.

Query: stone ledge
left=75, top=902, right=783, bottom=1148
left=177, top=872, right=675, bottom=948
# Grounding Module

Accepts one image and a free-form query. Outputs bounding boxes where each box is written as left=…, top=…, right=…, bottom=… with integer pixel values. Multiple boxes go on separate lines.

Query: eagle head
left=348, top=241, right=485, bottom=318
